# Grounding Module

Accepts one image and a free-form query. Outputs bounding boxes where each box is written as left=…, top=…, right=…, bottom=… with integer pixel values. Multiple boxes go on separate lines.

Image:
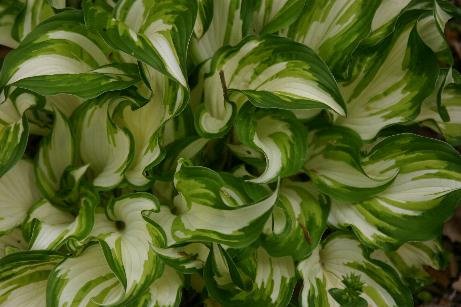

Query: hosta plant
left=1, top=0, right=461, bottom=306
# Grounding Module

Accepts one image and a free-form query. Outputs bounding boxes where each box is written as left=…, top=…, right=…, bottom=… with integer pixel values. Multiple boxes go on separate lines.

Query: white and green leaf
left=35, top=108, right=73, bottom=198
left=329, top=134, right=461, bottom=248
left=47, top=243, right=125, bottom=307
left=261, top=180, right=328, bottom=261
left=335, top=19, right=438, bottom=140
left=0, top=11, right=139, bottom=100
left=129, top=265, right=183, bottom=307
left=234, top=104, right=308, bottom=183
left=144, top=161, right=278, bottom=248
left=194, top=35, right=346, bottom=136
left=290, top=0, right=381, bottom=78
left=191, top=0, right=305, bottom=63
left=298, top=232, right=413, bottom=307
left=74, top=97, right=132, bottom=189
left=305, top=126, right=397, bottom=201
left=0, top=159, right=42, bottom=233
left=91, top=193, right=163, bottom=302
left=371, top=239, right=446, bottom=290
left=204, top=244, right=296, bottom=307
left=0, top=251, right=63, bottom=307
left=24, top=194, right=96, bottom=250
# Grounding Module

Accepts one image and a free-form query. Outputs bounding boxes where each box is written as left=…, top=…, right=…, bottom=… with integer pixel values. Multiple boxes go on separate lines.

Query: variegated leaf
left=0, top=11, right=139, bottom=101
left=298, top=232, right=412, bottom=307
left=47, top=243, right=125, bottom=307
left=419, top=69, right=461, bottom=146
left=74, top=97, right=132, bottom=189
left=191, top=0, right=305, bottom=63
left=290, top=0, right=381, bottom=78
left=0, top=0, right=24, bottom=48
left=129, top=265, right=183, bottom=307
left=335, top=18, right=438, bottom=140
left=204, top=244, right=296, bottom=307
left=305, top=126, right=396, bottom=202
left=151, top=243, right=209, bottom=273
left=194, top=35, right=346, bottom=136
left=0, top=251, right=63, bottom=306
left=0, top=159, right=42, bottom=233
left=371, top=240, right=446, bottom=291
left=91, top=193, right=163, bottom=302
left=24, top=194, right=96, bottom=250
left=261, top=180, right=328, bottom=261
left=35, top=108, right=73, bottom=198
left=329, top=134, right=461, bottom=248
left=115, top=98, right=163, bottom=187
left=365, top=0, right=431, bottom=45
left=0, top=91, right=38, bottom=176
left=234, top=104, right=308, bottom=183
left=84, top=0, right=195, bottom=117
left=149, top=136, right=208, bottom=181
left=144, top=161, right=278, bottom=248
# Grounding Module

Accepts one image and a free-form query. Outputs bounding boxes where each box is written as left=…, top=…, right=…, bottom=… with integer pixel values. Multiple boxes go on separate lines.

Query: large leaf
left=0, top=159, right=42, bottom=233
left=261, top=180, right=328, bottom=261
left=297, top=232, right=412, bottom=307
left=84, top=0, right=196, bottom=117
left=290, top=0, right=381, bottom=78
left=74, top=97, right=132, bottom=189
left=329, top=134, right=461, bottom=249
left=0, top=11, right=139, bottom=101
left=144, top=161, right=279, bottom=248
left=204, top=244, right=296, bottom=307
left=194, top=35, right=346, bottom=136
left=191, top=0, right=305, bottom=63
left=0, top=251, right=63, bottom=306
left=234, top=104, right=308, bottom=183
left=91, top=193, right=163, bottom=302
left=47, top=243, right=125, bottom=307
left=305, top=126, right=396, bottom=202
left=335, top=18, right=438, bottom=140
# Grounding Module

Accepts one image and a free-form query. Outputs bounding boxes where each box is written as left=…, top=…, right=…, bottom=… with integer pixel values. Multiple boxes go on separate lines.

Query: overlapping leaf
left=191, top=0, right=305, bottom=63
left=0, top=252, right=62, bottom=306
left=335, top=17, right=438, bottom=140
left=328, top=133, right=461, bottom=248
left=204, top=244, right=296, bottom=307
left=371, top=239, right=446, bottom=291
left=0, top=91, right=38, bottom=176
left=194, top=35, right=346, bottom=136
left=297, top=233, right=412, bottom=307
left=90, top=193, right=163, bottom=302
left=305, top=126, right=397, bottom=202
left=261, top=180, right=328, bottom=261
left=144, top=161, right=278, bottom=248
left=234, top=104, right=308, bottom=183
left=0, top=10, right=139, bottom=101
left=74, top=96, right=132, bottom=189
